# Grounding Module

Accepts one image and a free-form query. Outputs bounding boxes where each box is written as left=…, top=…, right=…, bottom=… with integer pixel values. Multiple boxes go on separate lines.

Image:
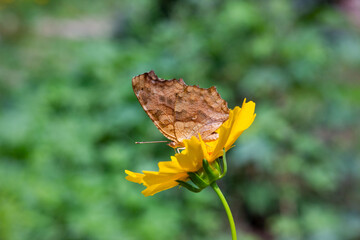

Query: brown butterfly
left=132, top=70, right=229, bottom=148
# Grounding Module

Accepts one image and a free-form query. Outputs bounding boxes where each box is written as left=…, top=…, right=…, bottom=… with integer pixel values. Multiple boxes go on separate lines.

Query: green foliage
left=1, top=0, right=360, bottom=239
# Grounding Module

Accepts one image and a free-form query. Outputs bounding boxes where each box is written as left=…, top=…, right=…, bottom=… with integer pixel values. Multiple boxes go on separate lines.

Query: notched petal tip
left=125, top=170, right=145, bottom=184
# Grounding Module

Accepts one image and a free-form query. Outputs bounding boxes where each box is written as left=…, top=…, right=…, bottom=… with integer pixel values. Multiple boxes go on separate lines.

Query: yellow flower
left=125, top=99, right=256, bottom=196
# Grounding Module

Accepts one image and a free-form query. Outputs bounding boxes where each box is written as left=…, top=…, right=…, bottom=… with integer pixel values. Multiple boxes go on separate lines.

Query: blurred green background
left=1, top=0, right=360, bottom=239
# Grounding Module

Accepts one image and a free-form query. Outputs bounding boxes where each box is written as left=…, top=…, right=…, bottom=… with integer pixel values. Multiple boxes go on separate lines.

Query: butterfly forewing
left=132, top=71, right=186, bottom=143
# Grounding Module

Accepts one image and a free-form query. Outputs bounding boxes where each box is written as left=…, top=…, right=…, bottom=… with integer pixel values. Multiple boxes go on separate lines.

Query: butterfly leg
left=176, top=147, right=186, bottom=154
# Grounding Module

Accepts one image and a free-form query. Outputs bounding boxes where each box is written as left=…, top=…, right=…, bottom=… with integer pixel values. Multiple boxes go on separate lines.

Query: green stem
left=210, top=182, right=237, bottom=240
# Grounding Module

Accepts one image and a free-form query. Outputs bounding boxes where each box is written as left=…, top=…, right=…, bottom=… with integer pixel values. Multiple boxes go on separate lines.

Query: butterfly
left=132, top=70, right=229, bottom=148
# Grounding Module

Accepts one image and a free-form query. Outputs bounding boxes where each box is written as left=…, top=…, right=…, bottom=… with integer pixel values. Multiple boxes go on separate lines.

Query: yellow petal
left=224, top=100, right=256, bottom=149
left=125, top=170, right=146, bottom=185
left=174, top=136, right=204, bottom=172
left=141, top=180, right=182, bottom=197
left=209, top=110, right=235, bottom=160
left=141, top=171, right=188, bottom=196
left=142, top=171, right=188, bottom=185
left=158, top=156, right=184, bottom=173
left=198, top=134, right=213, bottom=162
left=211, top=100, right=256, bottom=158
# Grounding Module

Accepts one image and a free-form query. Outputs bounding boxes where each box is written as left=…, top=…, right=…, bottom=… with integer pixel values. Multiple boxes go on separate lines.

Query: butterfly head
left=167, top=141, right=184, bottom=148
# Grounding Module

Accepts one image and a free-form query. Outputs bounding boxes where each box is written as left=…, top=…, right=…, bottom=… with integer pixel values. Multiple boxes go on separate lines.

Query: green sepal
left=219, top=148, right=227, bottom=178
left=176, top=180, right=202, bottom=193
left=213, top=159, right=222, bottom=174
left=188, top=172, right=209, bottom=189
left=202, top=159, right=221, bottom=183
left=181, top=150, right=229, bottom=194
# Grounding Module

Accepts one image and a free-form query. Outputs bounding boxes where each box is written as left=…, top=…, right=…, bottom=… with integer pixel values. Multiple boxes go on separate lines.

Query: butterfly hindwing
left=174, top=85, right=229, bottom=142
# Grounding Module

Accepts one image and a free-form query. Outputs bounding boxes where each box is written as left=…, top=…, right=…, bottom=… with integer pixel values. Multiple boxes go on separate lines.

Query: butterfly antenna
left=135, top=141, right=169, bottom=144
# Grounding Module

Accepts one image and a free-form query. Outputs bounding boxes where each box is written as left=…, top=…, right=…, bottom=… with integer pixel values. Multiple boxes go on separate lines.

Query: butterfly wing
left=132, top=71, right=186, bottom=143
left=174, top=85, right=229, bottom=142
